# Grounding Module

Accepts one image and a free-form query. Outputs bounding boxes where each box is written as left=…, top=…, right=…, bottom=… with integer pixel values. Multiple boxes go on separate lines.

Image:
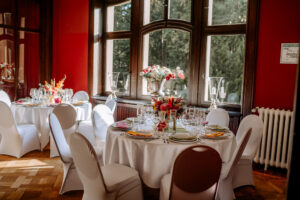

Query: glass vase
left=148, top=79, right=164, bottom=98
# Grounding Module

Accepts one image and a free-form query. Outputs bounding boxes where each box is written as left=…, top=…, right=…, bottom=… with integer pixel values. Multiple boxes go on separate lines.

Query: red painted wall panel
left=52, top=0, right=89, bottom=93
left=254, top=0, right=300, bottom=110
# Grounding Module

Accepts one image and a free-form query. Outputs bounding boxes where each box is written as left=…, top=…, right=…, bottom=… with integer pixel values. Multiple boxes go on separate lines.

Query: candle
left=212, top=87, right=216, bottom=94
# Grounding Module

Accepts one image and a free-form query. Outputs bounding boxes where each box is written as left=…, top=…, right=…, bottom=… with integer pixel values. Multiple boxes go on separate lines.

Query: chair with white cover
left=206, top=108, right=230, bottom=127
left=232, top=115, right=263, bottom=188
left=92, top=104, right=115, bottom=142
left=160, top=145, right=222, bottom=200
left=49, top=113, right=83, bottom=194
left=0, top=90, right=11, bottom=107
left=0, top=101, right=40, bottom=158
left=69, top=132, right=143, bottom=200
left=105, top=94, right=113, bottom=103
left=50, top=103, right=77, bottom=157
left=73, top=90, right=89, bottom=101
left=52, top=104, right=105, bottom=161
left=216, top=128, right=252, bottom=200
left=105, top=98, right=117, bottom=114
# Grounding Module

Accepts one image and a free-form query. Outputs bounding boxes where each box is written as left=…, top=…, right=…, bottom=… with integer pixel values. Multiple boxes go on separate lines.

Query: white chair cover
left=92, top=104, right=115, bottom=142
left=217, top=128, right=252, bottom=200
left=73, top=91, right=89, bottom=101
left=51, top=103, right=77, bottom=157
left=232, top=115, right=263, bottom=188
left=206, top=108, right=230, bottom=127
left=49, top=113, right=83, bottom=194
left=69, top=132, right=143, bottom=200
left=0, top=90, right=11, bottom=107
left=105, top=98, right=117, bottom=114
left=0, top=101, right=40, bottom=158
left=105, top=94, right=113, bottom=103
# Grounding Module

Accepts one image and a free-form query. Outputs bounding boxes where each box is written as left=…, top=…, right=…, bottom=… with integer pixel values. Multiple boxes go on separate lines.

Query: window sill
left=92, top=95, right=242, bottom=117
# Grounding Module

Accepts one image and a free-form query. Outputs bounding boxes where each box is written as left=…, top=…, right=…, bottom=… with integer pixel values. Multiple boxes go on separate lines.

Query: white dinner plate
left=201, top=132, right=230, bottom=140
left=168, top=137, right=198, bottom=144
left=112, top=122, right=132, bottom=131
left=125, top=117, right=137, bottom=122
left=168, top=134, right=198, bottom=144
left=124, top=131, right=154, bottom=139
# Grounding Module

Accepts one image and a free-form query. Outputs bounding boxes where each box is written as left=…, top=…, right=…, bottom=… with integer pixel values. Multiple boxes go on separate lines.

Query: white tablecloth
left=11, top=103, right=92, bottom=150
left=105, top=127, right=237, bottom=188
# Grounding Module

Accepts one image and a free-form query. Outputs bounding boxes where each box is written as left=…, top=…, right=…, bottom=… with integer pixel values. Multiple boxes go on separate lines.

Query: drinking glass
left=132, top=117, right=140, bottom=131
left=30, top=88, right=36, bottom=102
left=137, top=105, right=144, bottom=124
left=68, top=89, right=74, bottom=102
left=152, top=114, right=160, bottom=137
left=169, top=109, right=177, bottom=133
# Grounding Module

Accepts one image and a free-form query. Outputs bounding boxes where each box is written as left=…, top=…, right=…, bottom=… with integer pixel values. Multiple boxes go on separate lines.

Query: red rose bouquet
left=153, top=96, right=184, bottom=115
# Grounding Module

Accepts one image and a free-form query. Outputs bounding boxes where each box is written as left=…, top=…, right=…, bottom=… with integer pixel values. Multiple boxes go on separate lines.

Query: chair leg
left=232, top=162, right=254, bottom=189
left=60, top=163, right=83, bottom=194
left=217, top=175, right=234, bottom=200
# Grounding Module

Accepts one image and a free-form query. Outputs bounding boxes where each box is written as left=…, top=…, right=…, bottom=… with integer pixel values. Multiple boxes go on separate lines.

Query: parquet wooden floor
left=0, top=147, right=287, bottom=200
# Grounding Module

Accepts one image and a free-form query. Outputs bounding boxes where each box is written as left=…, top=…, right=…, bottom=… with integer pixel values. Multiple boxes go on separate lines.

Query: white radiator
left=252, top=107, right=294, bottom=170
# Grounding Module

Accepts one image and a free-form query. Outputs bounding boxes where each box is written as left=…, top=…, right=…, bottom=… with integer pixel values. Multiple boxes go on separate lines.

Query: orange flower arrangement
left=40, top=75, right=66, bottom=96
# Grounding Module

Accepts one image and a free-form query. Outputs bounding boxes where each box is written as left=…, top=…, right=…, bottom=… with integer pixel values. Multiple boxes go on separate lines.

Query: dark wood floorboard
left=0, top=146, right=287, bottom=200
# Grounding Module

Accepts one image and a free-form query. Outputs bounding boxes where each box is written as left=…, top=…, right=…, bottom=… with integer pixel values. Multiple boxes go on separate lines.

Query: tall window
left=202, top=0, right=248, bottom=106
left=93, top=0, right=258, bottom=113
left=141, top=0, right=191, bottom=98
left=0, top=0, right=51, bottom=100
left=105, top=1, right=131, bottom=96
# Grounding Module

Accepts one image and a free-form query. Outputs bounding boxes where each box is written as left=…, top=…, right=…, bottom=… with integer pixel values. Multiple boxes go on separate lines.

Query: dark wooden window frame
left=0, top=0, right=52, bottom=100
left=89, top=0, right=260, bottom=116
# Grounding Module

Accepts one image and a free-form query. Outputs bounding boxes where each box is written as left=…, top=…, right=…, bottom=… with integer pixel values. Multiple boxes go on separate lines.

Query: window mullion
left=164, top=0, right=168, bottom=21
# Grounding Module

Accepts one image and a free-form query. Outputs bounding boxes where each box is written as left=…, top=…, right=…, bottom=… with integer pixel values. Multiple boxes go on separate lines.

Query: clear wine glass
left=152, top=114, right=160, bottom=137
left=30, top=88, right=36, bottom=102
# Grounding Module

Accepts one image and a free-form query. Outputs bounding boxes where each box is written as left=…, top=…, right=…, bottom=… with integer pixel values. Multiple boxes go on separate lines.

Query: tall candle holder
left=108, top=72, right=120, bottom=99
left=219, top=78, right=228, bottom=104
left=208, top=77, right=223, bottom=110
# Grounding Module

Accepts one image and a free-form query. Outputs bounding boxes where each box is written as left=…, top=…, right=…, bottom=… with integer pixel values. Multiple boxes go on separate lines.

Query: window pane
left=19, top=31, right=39, bottom=96
left=168, top=0, right=191, bottom=22
left=0, top=0, right=15, bottom=26
left=107, top=1, right=131, bottom=32
left=0, top=29, right=15, bottom=84
left=208, top=0, right=247, bottom=25
left=143, top=29, right=190, bottom=98
left=143, top=0, right=164, bottom=25
left=105, top=39, right=130, bottom=96
left=205, top=34, right=245, bottom=104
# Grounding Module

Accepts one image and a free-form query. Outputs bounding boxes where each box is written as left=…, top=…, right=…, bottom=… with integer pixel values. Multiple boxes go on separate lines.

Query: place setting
left=200, top=124, right=231, bottom=140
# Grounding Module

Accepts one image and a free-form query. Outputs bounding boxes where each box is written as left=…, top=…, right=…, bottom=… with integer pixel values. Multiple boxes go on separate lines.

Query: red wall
left=52, top=0, right=89, bottom=93
left=254, top=0, right=300, bottom=110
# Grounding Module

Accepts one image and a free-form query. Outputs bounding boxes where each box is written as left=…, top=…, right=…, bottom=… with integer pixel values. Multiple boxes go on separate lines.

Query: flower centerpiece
left=152, top=96, right=184, bottom=131
left=39, top=75, right=66, bottom=103
left=139, top=65, right=175, bottom=97
left=0, top=62, right=15, bottom=83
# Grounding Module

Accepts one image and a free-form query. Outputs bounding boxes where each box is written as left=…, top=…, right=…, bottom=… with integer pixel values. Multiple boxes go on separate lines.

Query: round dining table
left=11, top=102, right=92, bottom=150
left=105, top=126, right=237, bottom=188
